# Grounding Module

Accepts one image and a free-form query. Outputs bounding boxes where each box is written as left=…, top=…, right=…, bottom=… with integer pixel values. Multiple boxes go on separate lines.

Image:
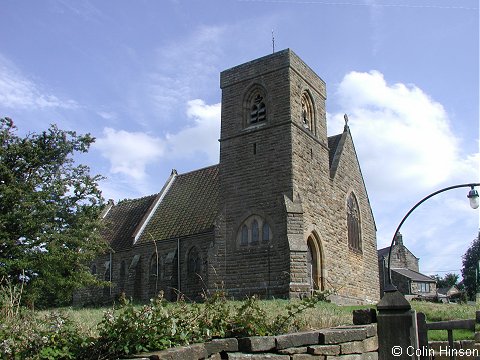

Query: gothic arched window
left=250, top=94, right=266, bottom=124
left=149, top=254, right=158, bottom=278
left=241, top=224, right=248, bottom=246
left=301, top=91, right=315, bottom=132
left=251, top=220, right=259, bottom=244
left=187, top=247, right=201, bottom=276
left=347, top=193, right=362, bottom=251
left=262, top=223, right=270, bottom=242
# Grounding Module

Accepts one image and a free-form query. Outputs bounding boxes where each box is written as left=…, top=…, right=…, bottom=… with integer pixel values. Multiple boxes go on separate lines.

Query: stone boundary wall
left=126, top=324, right=378, bottom=360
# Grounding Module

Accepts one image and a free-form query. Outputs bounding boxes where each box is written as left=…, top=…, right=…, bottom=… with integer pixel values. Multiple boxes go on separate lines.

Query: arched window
left=262, top=223, right=270, bottom=242
left=251, top=220, right=259, bottom=244
left=187, top=247, right=201, bottom=276
left=250, top=94, right=266, bottom=124
left=237, top=215, right=273, bottom=247
left=149, top=254, right=158, bottom=278
left=301, top=91, right=315, bottom=132
left=347, top=193, right=362, bottom=251
left=241, top=224, right=248, bottom=246
left=91, top=264, right=97, bottom=275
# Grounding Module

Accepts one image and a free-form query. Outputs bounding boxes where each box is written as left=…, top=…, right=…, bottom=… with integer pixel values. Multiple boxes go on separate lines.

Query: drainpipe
left=109, top=251, right=113, bottom=296
left=177, top=238, right=181, bottom=297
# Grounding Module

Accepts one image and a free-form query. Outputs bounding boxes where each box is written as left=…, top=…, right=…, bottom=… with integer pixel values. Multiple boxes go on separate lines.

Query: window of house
left=347, top=193, right=362, bottom=251
left=418, top=283, right=430, bottom=293
left=91, top=264, right=97, bottom=275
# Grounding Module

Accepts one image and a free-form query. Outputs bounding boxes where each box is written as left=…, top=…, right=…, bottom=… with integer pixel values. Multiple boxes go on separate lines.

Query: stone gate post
left=377, top=290, right=419, bottom=359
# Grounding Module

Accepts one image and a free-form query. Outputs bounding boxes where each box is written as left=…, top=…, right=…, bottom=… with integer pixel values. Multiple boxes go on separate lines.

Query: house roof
left=328, top=133, right=343, bottom=168
left=136, top=164, right=219, bottom=244
left=377, top=246, right=390, bottom=259
left=392, top=268, right=435, bottom=283
left=102, top=194, right=158, bottom=251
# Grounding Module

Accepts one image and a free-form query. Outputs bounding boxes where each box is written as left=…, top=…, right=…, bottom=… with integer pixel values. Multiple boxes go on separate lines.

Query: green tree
left=461, top=230, right=480, bottom=301
left=432, top=273, right=459, bottom=289
left=0, top=117, right=107, bottom=307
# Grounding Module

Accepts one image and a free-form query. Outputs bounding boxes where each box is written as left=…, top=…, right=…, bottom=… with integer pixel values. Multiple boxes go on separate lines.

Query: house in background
left=377, top=233, right=436, bottom=299
left=437, top=285, right=463, bottom=303
left=75, top=49, right=380, bottom=306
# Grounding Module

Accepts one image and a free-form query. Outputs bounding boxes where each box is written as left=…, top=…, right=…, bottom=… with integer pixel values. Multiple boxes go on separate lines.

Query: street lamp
left=467, top=186, right=479, bottom=209
left=384, top=183, right=480, bottom=293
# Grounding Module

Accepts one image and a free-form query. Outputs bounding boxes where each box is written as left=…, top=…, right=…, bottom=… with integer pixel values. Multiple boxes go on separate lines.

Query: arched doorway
left=307, top=234, right=324, bottom=291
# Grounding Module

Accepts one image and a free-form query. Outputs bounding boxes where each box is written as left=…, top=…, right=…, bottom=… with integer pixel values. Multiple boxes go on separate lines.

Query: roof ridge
left=177, top=163, right=219, bottom=177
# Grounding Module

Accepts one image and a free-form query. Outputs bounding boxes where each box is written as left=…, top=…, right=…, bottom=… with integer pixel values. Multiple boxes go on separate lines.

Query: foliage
left=91, top=290, right=331, bottom=359
left=431, top=273, right=459, bottom=289
left=461, top=230, right=480, bottom=300
left=0, top=117, right=107, bottom=307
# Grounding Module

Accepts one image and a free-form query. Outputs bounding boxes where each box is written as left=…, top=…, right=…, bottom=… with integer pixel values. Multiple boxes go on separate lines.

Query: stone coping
left=124, top=324, right=378, bottom=360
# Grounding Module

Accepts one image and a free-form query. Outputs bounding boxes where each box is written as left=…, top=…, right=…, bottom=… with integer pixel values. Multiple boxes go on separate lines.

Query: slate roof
left=328, top=133, right=343, bottom=168
left=377, top=246, right=390, bottom=259
left=102, top=194, right=158, bottom=251
left=136, top=165, right=219, bottom=244
left=392, top=268, right=435, bottom=283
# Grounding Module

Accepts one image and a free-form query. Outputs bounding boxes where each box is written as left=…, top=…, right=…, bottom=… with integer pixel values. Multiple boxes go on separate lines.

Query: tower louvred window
left=250, top=94, right=266, bottom=124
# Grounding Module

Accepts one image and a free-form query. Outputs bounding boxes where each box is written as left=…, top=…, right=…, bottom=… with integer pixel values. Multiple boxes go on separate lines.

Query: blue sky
left=1, top=0, right=479, bottom=281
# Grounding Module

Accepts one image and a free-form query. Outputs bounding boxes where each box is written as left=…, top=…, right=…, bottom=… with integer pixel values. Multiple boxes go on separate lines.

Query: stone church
left=74, top=49, right=379, bottom=305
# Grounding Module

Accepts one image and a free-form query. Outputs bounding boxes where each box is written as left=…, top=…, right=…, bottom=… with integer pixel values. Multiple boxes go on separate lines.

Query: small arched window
left=149, top=255, right=158, bottom=278
left=251, top=220, right=259, bottom=244
left=347, top=193, right=362, bottom=251
left=262, top=223, right=270, bottom=242
left=301, top=91, right=315, bottom=132
left=119, top=261, right=126, bottom=280
left=187, top=247, right=201, bottom=276
left=241, top=224, right=249, bottom=246
left=250, top=94, right=266, bottom=124
left=91, top=264, right=97, bottom=275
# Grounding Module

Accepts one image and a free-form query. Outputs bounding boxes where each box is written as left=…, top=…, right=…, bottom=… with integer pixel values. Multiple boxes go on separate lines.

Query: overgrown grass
left=2, top=282, right=478, bottom=359
left=410, top=301, right=478, bottom=341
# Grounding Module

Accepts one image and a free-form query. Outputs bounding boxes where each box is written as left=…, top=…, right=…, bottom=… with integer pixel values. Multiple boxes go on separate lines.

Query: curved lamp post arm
left=385, top=182, right=480, bottom=292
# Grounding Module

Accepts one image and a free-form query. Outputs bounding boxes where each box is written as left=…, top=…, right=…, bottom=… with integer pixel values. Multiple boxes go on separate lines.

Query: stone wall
left=126, top=324, right=378, bottom=360
left=74, top=231, right=216, bottom=306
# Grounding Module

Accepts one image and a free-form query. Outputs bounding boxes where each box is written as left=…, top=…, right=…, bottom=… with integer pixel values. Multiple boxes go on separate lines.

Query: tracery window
left=237, top=215, right=272, bottom=247
left=347, top=193, right=362, bottom=251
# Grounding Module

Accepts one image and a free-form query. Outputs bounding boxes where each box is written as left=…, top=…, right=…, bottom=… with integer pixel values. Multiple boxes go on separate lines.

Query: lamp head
left=467, top=187, right=479, bottom=209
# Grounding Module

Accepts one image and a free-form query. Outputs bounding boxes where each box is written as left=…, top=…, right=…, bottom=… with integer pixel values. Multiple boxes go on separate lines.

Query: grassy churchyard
left=41, top=299, right=477, bottom=341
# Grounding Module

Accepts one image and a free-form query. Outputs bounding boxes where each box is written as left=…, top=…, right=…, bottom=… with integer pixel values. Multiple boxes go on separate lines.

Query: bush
left=1, top=288, right=332, bottom=359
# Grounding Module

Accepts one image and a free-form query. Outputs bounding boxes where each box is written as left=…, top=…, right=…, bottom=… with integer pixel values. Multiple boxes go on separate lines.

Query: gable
left=102, top=194, right=158, bottom=251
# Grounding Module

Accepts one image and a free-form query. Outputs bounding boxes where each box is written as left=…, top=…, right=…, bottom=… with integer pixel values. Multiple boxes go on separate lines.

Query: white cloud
left=0, top=55, right=78, bottom=110
left=95, top=99, right=220, bottom=183
left=328, top=70, right=476, bottom=199
left=164, top=99, right=221, bottom=163
left=94, top=128, right=164, bottom=180
left=328, top=70, right=479, bottom=277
